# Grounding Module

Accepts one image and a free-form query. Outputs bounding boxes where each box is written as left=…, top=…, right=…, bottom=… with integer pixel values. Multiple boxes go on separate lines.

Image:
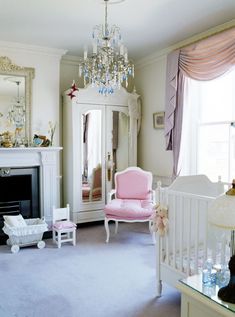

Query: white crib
left=155, top=175, right=229, bottom=296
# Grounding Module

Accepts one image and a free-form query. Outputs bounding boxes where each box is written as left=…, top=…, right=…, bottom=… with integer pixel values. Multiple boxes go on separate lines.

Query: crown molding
left=0, top=41, right=67, bottom=58
left=135, top=19, right=235, bottom=70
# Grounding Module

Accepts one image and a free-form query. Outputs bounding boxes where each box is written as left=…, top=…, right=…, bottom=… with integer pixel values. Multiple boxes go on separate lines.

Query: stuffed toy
left=152, top=204, right=169, bottom=236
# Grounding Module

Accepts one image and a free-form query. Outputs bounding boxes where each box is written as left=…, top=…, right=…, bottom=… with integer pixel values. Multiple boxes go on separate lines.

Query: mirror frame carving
left=0, top=56, right=35, bottom=142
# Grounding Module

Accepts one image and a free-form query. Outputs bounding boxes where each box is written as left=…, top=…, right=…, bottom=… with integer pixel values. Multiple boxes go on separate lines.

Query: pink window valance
left=164, top=27, right=235, bottom=177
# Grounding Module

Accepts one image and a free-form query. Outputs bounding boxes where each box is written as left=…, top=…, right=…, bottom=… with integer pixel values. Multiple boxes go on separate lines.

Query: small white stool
left=52, top=204, right=77, bottom=248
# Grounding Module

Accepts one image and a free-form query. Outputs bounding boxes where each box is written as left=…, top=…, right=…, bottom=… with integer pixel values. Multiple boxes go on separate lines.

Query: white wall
left=0, top=41, right=66, bottom=146
left=135, top=55, right=173, bottom=183
left=60, top=55, right=82, bottom=95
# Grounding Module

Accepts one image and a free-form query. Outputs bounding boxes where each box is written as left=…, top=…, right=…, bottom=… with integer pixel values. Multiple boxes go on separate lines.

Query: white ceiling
left=0, top=0, right=234, bottom=61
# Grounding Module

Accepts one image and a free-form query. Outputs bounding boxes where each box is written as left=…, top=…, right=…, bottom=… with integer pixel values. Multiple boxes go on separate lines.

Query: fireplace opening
left=0, top=167, right=40, bottom=243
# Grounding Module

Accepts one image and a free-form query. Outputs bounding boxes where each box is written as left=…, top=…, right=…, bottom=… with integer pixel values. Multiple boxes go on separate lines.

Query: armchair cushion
left=115, top=170, right=152, bottom=200
left=104, top=199, right=154, bottom=220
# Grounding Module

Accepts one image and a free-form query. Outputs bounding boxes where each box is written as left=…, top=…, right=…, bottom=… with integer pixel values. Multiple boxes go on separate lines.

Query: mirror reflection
left=81, top=108, right=129, bottom=202
left=111, top=110, right=129, bottom=187
left=0, top=75, right=25, bottom=147
left=82, top=110, right=102, bottom=202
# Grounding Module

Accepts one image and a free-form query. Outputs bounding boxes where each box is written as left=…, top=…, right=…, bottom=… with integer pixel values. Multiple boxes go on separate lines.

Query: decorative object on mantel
left=78, top=0, right=134, bottom=95
left=67, top=81, right=78, bottom=99
left=0, top=131, right=14, bottom=148
left=48, top=121, right=57, bottom=146
left=33, top=134, right=50, bottom=147
left=208, top=179, right=235, bottom=303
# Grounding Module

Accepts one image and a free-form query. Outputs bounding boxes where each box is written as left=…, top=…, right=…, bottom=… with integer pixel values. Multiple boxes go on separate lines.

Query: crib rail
left=155, top=178, right=229, bottom=295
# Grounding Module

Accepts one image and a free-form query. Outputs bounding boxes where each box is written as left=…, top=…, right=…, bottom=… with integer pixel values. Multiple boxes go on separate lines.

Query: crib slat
left=165, top=192, right=170, bottom=266
left=172, top=194, right=176, bottom=269
left=203, top=200, right=208, bottom=264
left=179, top=195, right=183, bottom=272
left=194, top=199, right=199, bottom=274
left=186, top=197, right=191, bottom=276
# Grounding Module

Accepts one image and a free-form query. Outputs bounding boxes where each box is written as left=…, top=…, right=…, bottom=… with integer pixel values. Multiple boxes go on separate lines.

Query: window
left=181, top=67, right=235, bottom=182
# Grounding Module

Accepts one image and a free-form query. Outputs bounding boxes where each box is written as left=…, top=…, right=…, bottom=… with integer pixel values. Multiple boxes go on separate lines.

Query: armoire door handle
left=106, top=152, right=113, bottom=182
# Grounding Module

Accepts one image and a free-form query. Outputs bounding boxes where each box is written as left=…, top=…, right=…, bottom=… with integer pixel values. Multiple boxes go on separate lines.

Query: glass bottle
left=202, top=258, right=216, bottom=285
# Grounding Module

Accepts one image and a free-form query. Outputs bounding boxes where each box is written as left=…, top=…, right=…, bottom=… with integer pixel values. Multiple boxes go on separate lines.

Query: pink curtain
left=165, top=27, right=235, bottom=178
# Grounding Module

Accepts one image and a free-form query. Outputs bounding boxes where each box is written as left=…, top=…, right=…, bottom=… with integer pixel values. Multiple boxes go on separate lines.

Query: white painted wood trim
left=0, top=147, right=62, bottom=224
left=0, top=41, right=67, bottom=57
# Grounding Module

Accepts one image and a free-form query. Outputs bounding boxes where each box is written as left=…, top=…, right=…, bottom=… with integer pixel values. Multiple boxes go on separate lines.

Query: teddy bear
left=152, top=204, right=169, bottom=236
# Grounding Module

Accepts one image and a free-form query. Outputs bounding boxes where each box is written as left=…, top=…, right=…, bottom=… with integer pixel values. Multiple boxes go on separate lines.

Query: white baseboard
left=72, top=210, right=104, bottom=224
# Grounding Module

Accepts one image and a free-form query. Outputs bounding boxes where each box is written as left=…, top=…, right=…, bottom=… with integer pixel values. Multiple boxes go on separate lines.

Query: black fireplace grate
left=0, top=201, right=20, bottom=215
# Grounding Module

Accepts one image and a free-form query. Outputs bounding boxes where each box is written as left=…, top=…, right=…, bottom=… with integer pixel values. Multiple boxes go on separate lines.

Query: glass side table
left=177, top=274, right=235, bottom=317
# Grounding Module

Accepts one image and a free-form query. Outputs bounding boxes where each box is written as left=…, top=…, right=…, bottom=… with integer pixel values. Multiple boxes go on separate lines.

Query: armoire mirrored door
left=79, top=104, right=129, bottom=213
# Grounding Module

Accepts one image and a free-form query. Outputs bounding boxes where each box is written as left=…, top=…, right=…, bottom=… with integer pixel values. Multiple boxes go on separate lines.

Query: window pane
left=183, top=67, right=235, bottom=180
left=190, top=69, right=235, bottom=123
left=198, top=124, right=229, bottom=182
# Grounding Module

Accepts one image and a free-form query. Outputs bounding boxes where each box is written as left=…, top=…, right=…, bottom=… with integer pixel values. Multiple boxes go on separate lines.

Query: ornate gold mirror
left=0, top=56, right=35, bottom=147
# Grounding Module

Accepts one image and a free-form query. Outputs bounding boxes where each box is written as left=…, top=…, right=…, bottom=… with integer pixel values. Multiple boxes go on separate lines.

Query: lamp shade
left=208, top=194, right=235, bottom=230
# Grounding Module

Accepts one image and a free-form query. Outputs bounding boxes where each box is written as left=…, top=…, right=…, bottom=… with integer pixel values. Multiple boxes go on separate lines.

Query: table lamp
left=208, top=179, right=235, bottom=303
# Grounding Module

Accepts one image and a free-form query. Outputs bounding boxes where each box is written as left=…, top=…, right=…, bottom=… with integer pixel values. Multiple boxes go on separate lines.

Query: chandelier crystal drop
left=79, top=0, right=134, bottom=95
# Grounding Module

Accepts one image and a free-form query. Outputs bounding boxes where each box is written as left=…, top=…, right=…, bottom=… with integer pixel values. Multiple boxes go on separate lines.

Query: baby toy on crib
left=152, top=204, right=169, bottom=236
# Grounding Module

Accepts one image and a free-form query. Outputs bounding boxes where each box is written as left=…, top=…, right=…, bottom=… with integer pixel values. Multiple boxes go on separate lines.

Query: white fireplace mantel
left=0, top=147, right=62, bottom=224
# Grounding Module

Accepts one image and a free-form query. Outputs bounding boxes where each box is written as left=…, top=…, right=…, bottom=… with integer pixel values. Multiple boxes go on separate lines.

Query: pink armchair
left=104, top=167, right=156, bottom=243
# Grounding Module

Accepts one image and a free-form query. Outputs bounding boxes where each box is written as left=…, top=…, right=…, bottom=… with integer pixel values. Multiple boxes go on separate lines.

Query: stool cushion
left=53, top=220, right=76, bottom=230
left=104, top=199, right=154, bottom=220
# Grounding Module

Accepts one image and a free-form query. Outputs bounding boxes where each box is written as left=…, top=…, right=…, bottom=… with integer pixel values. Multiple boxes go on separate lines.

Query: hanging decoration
left=67, top=81, right=79, bottom=99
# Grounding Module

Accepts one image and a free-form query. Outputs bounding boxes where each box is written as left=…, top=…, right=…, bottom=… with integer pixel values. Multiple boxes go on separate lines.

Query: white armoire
left=63, top=85, right=141, bottom=223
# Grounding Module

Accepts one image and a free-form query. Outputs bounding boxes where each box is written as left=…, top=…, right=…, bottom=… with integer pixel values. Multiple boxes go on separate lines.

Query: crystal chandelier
left=79, top=0, right=134, bottom=95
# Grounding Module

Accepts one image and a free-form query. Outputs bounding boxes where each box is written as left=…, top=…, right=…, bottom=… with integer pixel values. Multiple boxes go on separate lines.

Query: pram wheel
left=11, top=245, right=20, bottom=253
left=37, top=241, right=45, bottom=249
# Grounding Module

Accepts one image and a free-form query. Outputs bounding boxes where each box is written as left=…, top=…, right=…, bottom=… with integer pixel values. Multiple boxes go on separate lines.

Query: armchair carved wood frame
left=104, top=167, right=156, bottom=243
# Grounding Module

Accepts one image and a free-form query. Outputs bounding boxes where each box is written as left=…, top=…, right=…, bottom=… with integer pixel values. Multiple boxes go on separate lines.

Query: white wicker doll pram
left=3, top=218, right=48, bottom=253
